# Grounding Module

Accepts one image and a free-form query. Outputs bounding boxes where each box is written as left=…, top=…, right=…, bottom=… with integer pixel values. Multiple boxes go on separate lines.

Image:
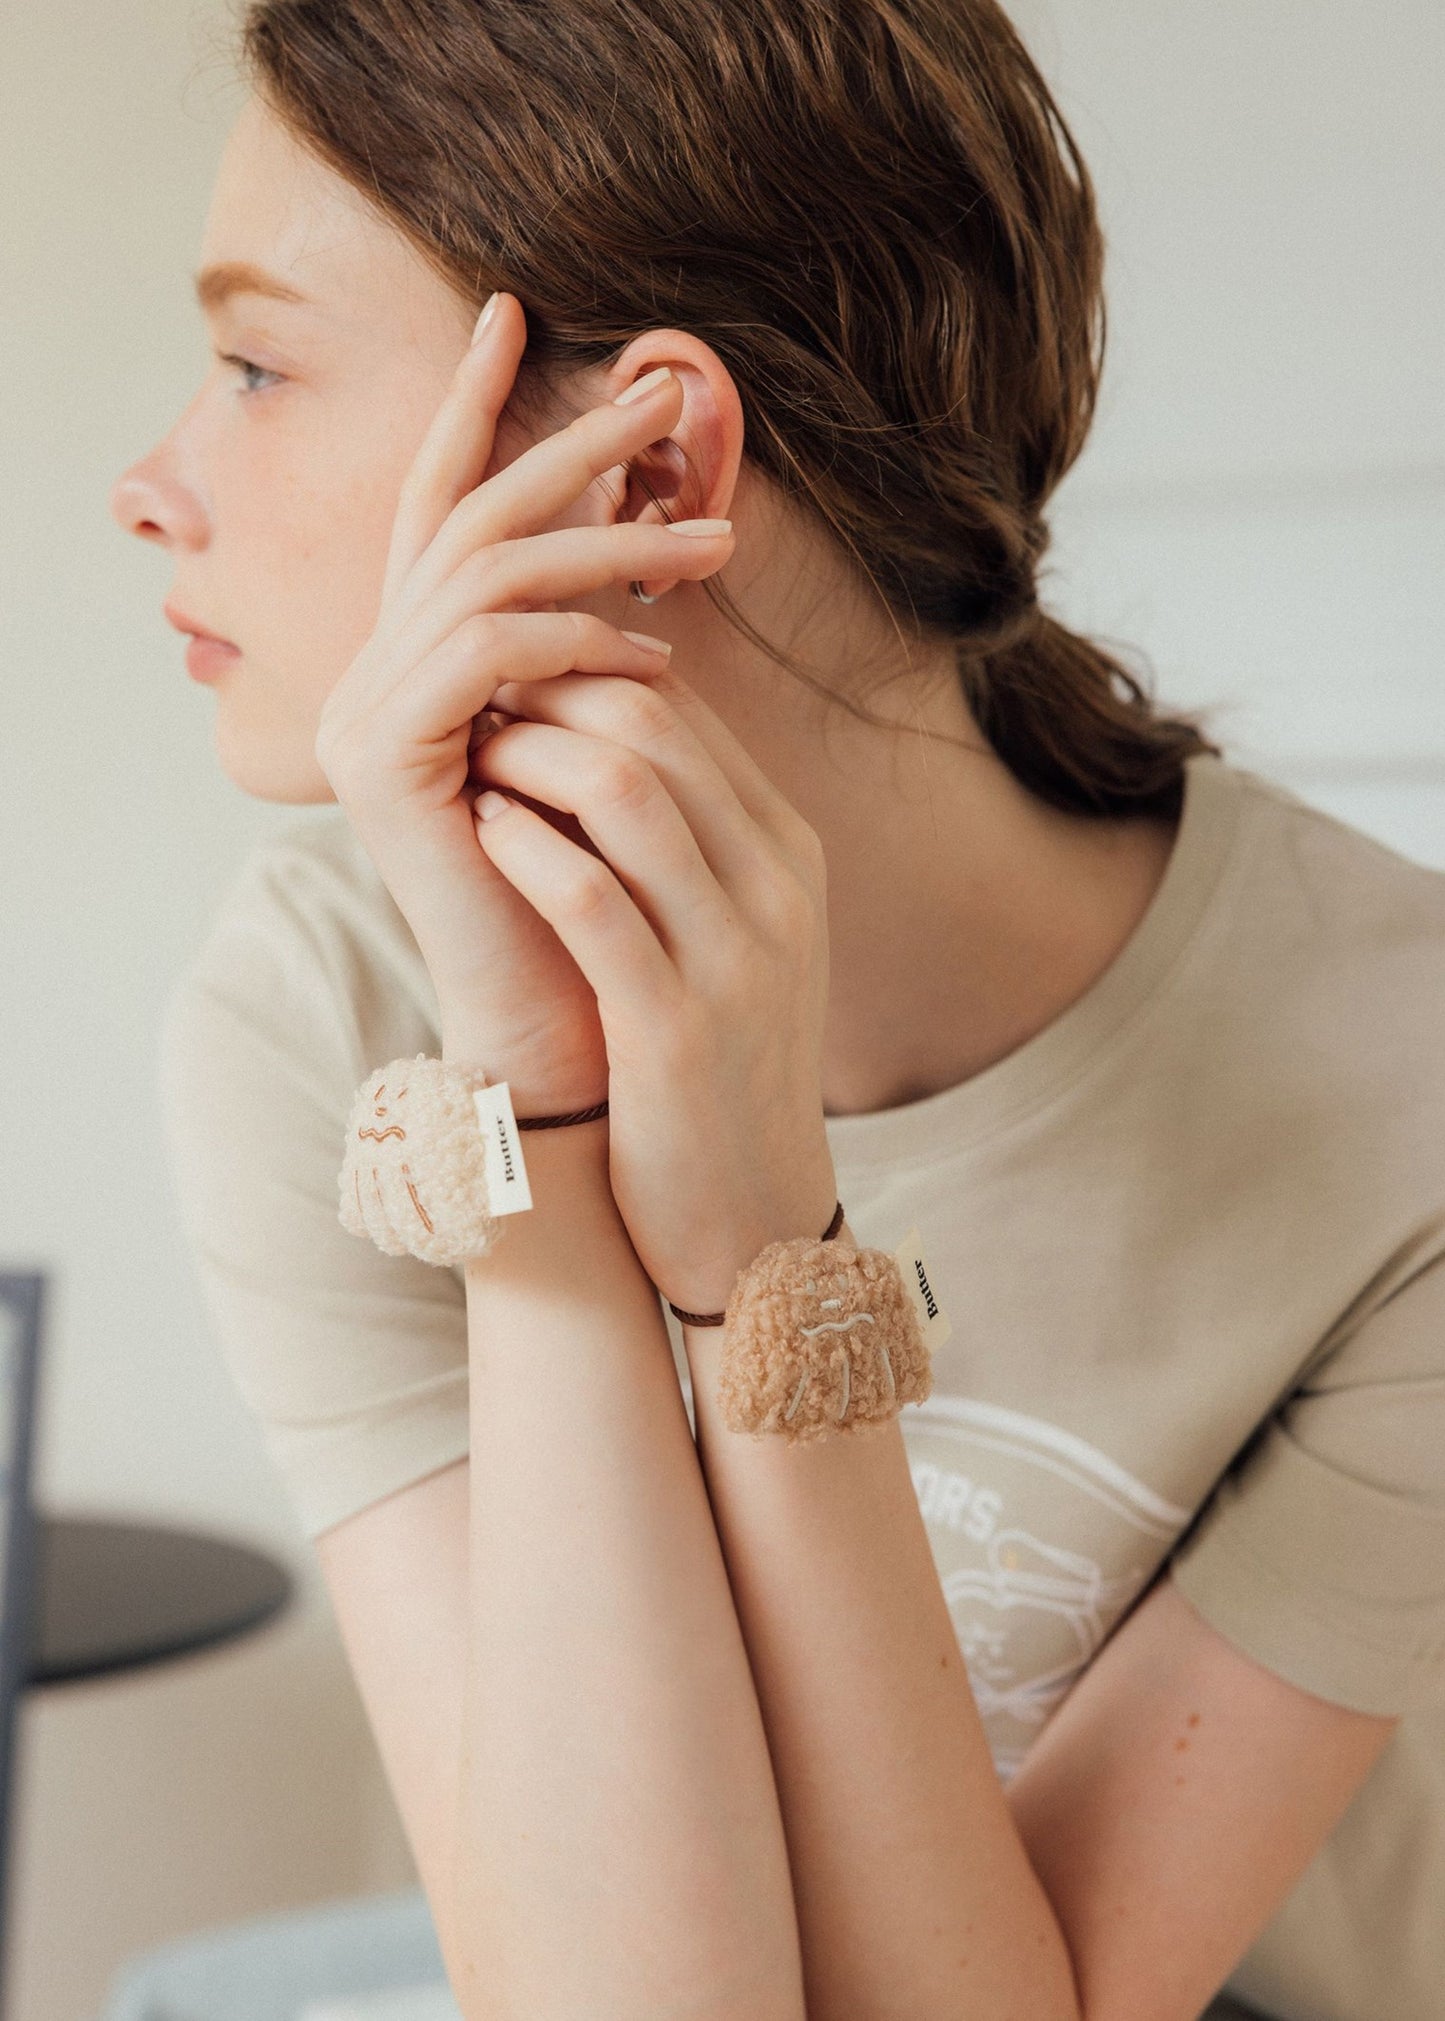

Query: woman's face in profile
left=110, top=93, right=480, bottom=804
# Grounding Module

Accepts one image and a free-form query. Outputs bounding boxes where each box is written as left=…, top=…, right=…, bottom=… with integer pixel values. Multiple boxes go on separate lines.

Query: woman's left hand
left=471, top=660, right=840, bottom=1317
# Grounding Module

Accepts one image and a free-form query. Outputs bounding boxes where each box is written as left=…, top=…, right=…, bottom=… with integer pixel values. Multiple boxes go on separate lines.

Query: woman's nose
left=109, top=450, right=208, bottom=550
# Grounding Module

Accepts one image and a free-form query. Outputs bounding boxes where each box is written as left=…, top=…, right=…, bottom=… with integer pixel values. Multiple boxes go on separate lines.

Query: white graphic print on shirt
left=901, top=1395, right=1193, bottom=1781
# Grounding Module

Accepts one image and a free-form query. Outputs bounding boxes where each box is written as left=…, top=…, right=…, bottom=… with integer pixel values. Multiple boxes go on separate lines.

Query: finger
left=394, top=518, right=733, bottom=673
left=480, top=673, right=790, bottom=912
left=473, top=718, right=739, bottom=963
left=491, top=664, right=824, bottom=886
left=409, top=362, right=688, bottom=602
left=381, top=292, right=526, bottom=610
left=373, top=610, right=676, bottom=748
left=471, top=792, right=681, bottom=1021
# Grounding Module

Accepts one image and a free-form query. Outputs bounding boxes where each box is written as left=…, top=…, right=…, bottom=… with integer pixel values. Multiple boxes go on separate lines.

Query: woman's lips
left=164, top=602, right=239, bottom=680
left=184, top=635, right=241, bottom=682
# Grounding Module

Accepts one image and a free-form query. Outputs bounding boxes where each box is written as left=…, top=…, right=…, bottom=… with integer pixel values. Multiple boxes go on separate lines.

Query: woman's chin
left=213, top=717, right=339, bottom=806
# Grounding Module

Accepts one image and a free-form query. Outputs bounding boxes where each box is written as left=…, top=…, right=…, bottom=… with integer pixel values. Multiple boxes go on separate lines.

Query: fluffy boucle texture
left=716, top=1236, right=933, bottom=1444
left=338, top=1053, right=502, bottom=1267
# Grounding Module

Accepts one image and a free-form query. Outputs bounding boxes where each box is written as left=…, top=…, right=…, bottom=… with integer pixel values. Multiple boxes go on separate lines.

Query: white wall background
left=2, top=2, right=1441, bottom=2015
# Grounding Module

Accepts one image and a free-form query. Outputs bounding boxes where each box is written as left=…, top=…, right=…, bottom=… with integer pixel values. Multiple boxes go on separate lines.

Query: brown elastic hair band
left=668, top=1199, right=847, bottom=1327
left=515, top=1099, right=611, bottom=1130
left=513, top=1101, right=844, bottom=1331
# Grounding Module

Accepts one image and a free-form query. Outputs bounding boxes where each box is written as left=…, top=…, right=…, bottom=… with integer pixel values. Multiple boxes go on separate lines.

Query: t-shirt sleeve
left=1168, top=1240, right=1445, bottom=1716
left=156, top=872, right=470, bottom=1543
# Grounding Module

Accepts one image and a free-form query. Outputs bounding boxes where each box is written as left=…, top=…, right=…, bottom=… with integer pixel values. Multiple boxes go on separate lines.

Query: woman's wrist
left=439, top=1024, right=608, bottom=1122
left=458, top=1120, right=625, bottom=1304
left=446, top=1087, right=611, bottom=1274
left=670, top=1172, right=845, bottom=1321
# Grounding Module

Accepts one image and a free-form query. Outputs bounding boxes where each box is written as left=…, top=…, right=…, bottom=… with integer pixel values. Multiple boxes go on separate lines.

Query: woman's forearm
left=682, top=1217, right=1082, bottom=2021
left=447, top=1106, right=805, bottom=2021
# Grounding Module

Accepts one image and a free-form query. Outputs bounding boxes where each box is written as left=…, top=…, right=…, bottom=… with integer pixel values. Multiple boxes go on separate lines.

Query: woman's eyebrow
left=193, top=260, right=312, bottom=314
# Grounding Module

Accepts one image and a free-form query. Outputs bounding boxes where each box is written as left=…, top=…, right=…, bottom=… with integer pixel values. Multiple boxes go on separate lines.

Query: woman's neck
left=706, top=643, right=1180, bottom=1122
left=814, top=767, right=1178, bottom=1118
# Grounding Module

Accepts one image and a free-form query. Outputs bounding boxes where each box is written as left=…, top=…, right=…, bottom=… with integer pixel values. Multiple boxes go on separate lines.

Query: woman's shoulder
left=202, top=807, right=413, bottom=961
left=1227, top=761, right=1445, bottom=934
left=161, top=809, right=440, bottom=1102
left=1180, top=759, right=1438, bottom=1196
left=1209, top=760, right=1445, bottom=1052
left=197, top=808, right=431, bottom=992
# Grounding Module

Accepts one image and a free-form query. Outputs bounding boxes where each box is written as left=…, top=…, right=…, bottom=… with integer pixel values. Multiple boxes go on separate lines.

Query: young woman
left=112, top=4, right=1445, bottom=2017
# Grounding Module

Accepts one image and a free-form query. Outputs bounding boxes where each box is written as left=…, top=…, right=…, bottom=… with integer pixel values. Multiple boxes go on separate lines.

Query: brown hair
left=238, top=0, right=1221, bottom=819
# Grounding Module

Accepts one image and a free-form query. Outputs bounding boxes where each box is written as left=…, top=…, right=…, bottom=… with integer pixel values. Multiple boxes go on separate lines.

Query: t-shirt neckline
left=822, top=750, right=1247, bottom=1172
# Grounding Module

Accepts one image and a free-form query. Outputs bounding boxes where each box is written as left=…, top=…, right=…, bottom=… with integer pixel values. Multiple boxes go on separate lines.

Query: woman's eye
left=216, top=352, right=283, bottom=395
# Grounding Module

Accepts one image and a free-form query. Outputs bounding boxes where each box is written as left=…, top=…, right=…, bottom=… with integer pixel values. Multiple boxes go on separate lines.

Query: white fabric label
left=894, top=1224, right=952, bottom=1350
left=472, top=1081, right=533, bottom=1215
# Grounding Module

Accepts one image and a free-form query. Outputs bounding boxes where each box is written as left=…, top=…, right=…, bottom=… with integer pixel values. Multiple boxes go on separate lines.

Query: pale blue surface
left=95, top=1883, right=1270, bottom=2021
left=95, top=1887, right=454, bottom=2021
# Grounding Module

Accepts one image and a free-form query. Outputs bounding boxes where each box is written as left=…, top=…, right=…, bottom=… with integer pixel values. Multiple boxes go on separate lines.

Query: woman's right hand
left=313, top=291, right=735, bottom=1115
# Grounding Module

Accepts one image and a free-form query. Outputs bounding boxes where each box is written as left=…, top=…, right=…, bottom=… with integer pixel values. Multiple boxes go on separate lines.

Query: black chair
left=0, top=1272, right=45, bottom=2021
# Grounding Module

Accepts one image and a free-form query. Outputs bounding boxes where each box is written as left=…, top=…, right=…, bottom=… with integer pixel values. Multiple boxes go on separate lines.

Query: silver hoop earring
left=630, top=582, right=663, bottom=604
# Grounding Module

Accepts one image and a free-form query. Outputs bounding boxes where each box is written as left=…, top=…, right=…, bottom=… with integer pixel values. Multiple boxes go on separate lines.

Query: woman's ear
left=621, top=433, right=691, bottom=529
left=609, top=341, right=741, bottom=598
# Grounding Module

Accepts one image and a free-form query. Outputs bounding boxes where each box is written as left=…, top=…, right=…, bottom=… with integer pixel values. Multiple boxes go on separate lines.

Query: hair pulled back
left=239, top=0, right=1220, bottom=819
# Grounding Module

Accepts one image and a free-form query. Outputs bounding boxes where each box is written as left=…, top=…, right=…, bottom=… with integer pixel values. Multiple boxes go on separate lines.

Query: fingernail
left=620, top=630, right=673, bottom=658
left=614, top=365, right=675, bottom=406
left=471, top=293, right=499, bottom=345
left=475, top=790, right=512, bottom=821
left=665, top=518, right=732, bottom=537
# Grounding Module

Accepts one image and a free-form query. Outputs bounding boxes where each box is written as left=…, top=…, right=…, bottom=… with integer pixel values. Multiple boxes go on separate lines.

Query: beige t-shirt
left=158, top=750, right=1445, bottom=2021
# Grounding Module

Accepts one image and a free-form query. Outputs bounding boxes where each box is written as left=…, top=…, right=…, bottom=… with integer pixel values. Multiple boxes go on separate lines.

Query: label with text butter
left=893, top=1225, right=952, bottom=1350
left=472, top=1081, right=534, bottom=1215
